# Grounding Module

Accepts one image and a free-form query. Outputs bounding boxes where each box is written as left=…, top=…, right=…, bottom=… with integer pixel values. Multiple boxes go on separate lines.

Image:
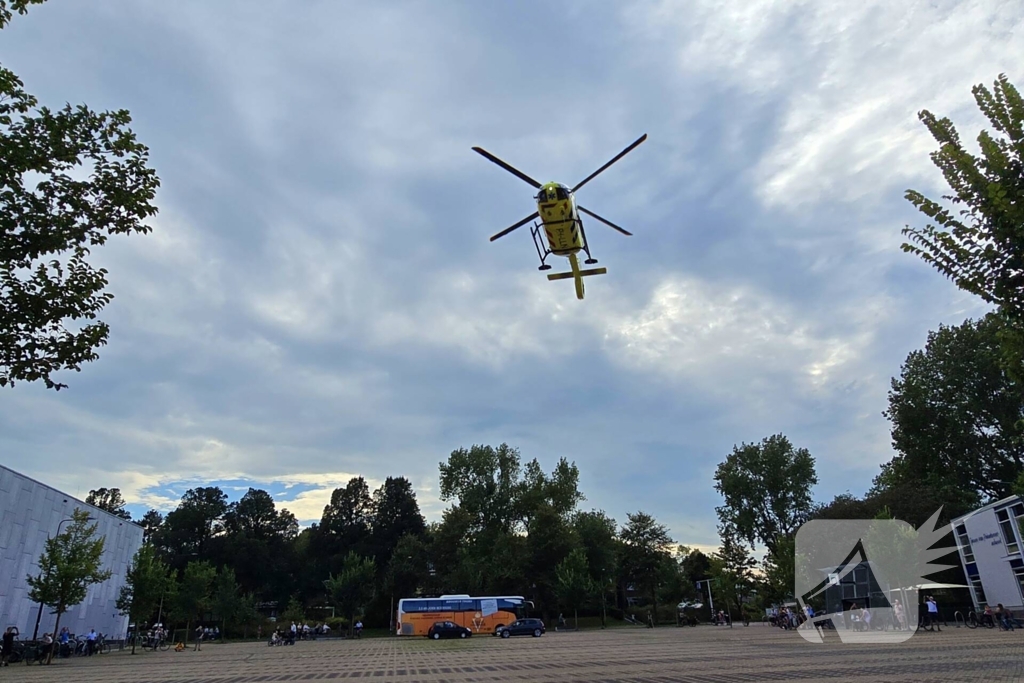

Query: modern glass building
left=0, top=464, right=144, bottom=640
left=951, top=495, right=1024, bottom=612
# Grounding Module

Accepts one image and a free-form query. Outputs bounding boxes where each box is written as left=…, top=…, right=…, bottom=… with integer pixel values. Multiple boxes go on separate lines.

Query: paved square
left=3, top=625, right=1022, bottom=683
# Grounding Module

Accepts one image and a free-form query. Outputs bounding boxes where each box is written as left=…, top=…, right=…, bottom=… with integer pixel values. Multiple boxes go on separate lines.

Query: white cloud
left=622, top=0, right=1024, bottom=209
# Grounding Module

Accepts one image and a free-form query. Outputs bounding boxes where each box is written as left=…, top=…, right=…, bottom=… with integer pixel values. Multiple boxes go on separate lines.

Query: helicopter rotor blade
left=472, top=147, right=542, bottom=188
left=578, top=206, right=632, bottom=236
left=490, top=211, right=540, bottom=242
left=571, top=133, right=647, bottom=193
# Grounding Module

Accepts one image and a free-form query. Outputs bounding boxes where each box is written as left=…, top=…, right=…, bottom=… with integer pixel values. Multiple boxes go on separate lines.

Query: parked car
left=426, top=621, right=472, bottom=640
left=496, top=618, right=546, bottom=638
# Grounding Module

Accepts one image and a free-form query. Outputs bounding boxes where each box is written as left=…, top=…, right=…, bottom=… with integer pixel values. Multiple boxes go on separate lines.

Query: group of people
left=266, top=621, right=336, bottom=646
left=768, top=596, right=940, bottom=632
left=1, top=625, right=104, bottom=663
left=978, top=603, right=1017, bottom=630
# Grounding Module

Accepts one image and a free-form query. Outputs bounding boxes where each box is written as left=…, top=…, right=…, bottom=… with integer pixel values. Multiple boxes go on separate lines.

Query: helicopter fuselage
left=535, top=182, right=583, bottom=257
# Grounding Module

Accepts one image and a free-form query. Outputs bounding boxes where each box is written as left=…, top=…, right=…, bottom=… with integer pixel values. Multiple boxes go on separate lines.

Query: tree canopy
left=0, top=25, right=160, bottom=390
left=713, top=433, right=817, bottom=555
left=878, top=312, right=1024, bottom=503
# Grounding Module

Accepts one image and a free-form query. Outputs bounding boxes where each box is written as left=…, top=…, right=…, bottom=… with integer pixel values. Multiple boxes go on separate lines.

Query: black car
left=496, top=618, right=545, bottom=638
left=426, top=621, right=472, bottom=639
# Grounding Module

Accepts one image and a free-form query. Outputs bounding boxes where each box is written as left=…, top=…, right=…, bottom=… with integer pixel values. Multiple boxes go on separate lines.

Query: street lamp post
left=32, top=517, right=93, bottom=641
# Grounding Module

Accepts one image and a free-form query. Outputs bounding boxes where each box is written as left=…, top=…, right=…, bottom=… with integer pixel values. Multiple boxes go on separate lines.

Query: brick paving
left=2, top=625, right=1022, bottom=683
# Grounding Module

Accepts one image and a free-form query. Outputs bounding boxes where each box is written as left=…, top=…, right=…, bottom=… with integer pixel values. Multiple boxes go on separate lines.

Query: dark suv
left=496, top=618, right=546, bottom=638
left=426, top=621, right=472, bottom=639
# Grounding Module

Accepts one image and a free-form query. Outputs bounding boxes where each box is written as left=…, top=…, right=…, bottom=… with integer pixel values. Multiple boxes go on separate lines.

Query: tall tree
left=369, top=477, right=426, bottom=571
left=172, top=560, right=216, bottom=643
left=211, top=567, right=242, bottom=641
left=878, top=313, right=1024, bottom=502
left=323, top=551, right=376, bottom=638
left=555, top=548, right=595, bottom=629
left=439, top=443, right=523, bottom=535
left=573, top=510, right=619, bottom=627
left=139, top=510, right=164, bottom=544
left=222, top=488, right=298, bottom=540
left=319, top=477, right=373, bottom=562
left=526, top=502, right=580, bottom=618
left=713, top=433, right=817, bottom=555
left=25, top=508, right=112, bottom=663
left=0, top=1, right=160, bottom=391
left=618, top=511, right=673, bottom=623
left=901, top=75, right=1024, bottom=322
left=153, top=487, right=228, bottom=570
left=86, top=488, right=132, bottom=520
left=116, top=544, right=173, bottom=654
left=712, top=525, right=758, bottom=621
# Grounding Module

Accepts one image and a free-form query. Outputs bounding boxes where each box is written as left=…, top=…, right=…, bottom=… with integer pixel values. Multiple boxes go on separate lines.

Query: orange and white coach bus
left=396, top=595, right=533, bottom=636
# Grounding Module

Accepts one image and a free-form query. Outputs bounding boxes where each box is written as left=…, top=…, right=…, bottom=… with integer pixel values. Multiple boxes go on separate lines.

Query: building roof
left=952, top=494, right=1023, bottom=525
left=0, top=463, right=143, bottom=528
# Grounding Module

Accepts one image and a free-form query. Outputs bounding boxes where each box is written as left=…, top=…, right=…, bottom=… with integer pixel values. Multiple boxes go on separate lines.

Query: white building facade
left=952, top=495, right=1024, bottom=613
left=0, top=464, right=144, bottom=639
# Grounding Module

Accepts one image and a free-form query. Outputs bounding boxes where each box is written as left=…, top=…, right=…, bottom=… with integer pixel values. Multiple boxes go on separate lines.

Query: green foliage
left=555, top=547, right=595, bottom=627
left=27, top=508, right=112, bottom=612
left=0, top=0, right=46, bottom=29
left=618, top=511, right=673, bottom=618
left=760, top=534, right=795, bottom=604
left=86, top=487, right=132, bottom=520
left=878, top=313, right=1024, bottom=502
left=235, top=593, right=262, bottom=636
left=438, top=443, right=583, bottom=535
left=139, top=510, right=164, bottom=544
left=116, top=544, right=173, bottom=653
left=212, top=567, right=243, bottom=637
left=902, top=74, right=1024, bottom=318
left=711, top=525, right=758, bottom=618
left=713, top=433, right=818, bottom=555
left=173, top=560, right=216, bottom=630
left=154, top=486, right=228, bottom=570
left=902, top=74, right=1024, bottom=386
left=573, top=510, right=619, bottom=625
left=369, top=476, right=427, bottom=586
left=0, top=56, right=159, bottom=390
left=279, top=595, right=306, bottom=625
left=26, top=508, right=111, bottom=662
left=323, top=551, right=376, bottom=637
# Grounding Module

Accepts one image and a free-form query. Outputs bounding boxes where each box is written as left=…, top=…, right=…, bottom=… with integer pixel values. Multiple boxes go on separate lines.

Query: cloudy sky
left=1, top=0, right=1019, bottom=552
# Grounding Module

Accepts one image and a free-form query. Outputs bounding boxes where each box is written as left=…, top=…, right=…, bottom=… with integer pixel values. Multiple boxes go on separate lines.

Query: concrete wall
left=0, top=464, right=144, bottom=639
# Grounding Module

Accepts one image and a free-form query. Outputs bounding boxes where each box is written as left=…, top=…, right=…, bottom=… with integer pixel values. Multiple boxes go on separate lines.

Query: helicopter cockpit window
left=554, top=187, right=569, bottom=200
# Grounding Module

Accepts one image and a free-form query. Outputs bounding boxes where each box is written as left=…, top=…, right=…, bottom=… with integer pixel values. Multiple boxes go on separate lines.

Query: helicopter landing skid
left=531, top=222, right=554, bottom=270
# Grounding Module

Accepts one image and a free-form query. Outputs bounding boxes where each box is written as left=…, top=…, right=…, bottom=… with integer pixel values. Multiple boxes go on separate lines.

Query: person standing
left=2, top=627, right=15, bottom=666
left=926, top=596, right=941, bottom=631
left=194, top=625, right=204, bottom=651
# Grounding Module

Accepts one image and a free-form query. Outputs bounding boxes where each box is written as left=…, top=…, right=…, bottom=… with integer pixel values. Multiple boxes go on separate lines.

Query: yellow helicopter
left=473, top=134, right=647, bottom=300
